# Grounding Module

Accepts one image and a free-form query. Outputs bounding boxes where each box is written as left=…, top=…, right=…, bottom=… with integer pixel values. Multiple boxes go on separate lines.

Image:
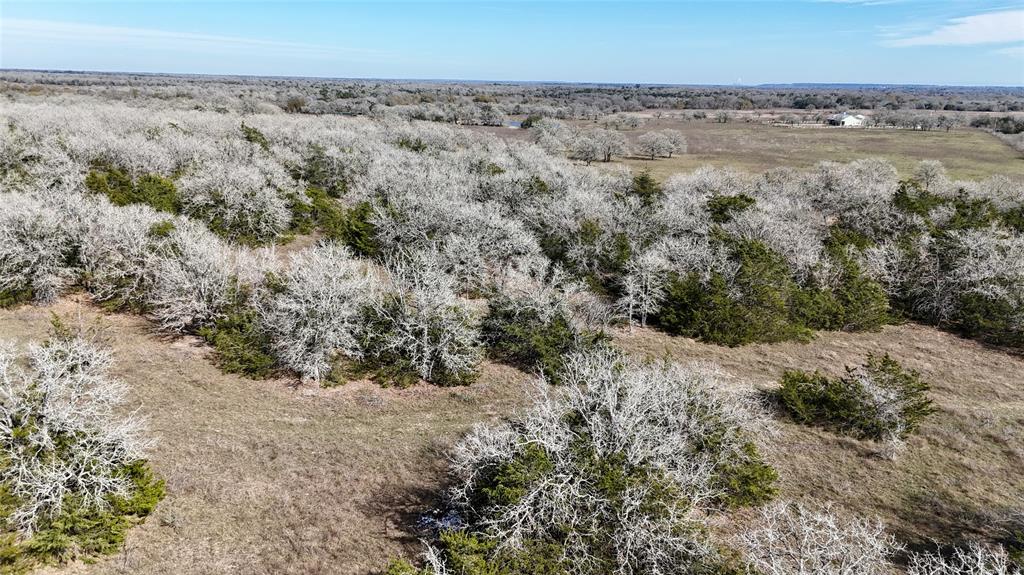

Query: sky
left=1, top=1, right=1023, bottom=86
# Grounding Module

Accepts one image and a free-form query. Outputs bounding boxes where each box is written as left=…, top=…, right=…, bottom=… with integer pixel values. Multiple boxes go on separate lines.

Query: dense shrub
left=198, top=281, right=277, bottom=378
left=298, top=144, right=350, bottom=198
left=397, top=137, right=427, bottom=152
left=793, top=231, right=891, bottom=332
left=627, top=170, right=663, bottom=206
left=402, top=350, right=775, bottom=574
left=777, top=354, right=934, bottom=441
left=655, top=222, right=891, bottom=345
left=480, top=291, right=604, bottom=383
left=896, top=187, right=974, bottom=230
left=0, top=327, right=163, bottom=569
left=519, top=114, right=543, bottom=130
left=387, top=531, right=567, bottom=575
left=707, top=193, right=756, bottom=224
left=657, top=235, right=810, bottom=346
left=287, top=187, right=379, bottom=255
left=240, top=122, right=270, bottom=152
left=85, top=166, right=181, bottom=214
left=826, top=253, right=890, bottom=331
left=358, top=254, right=481, bottom=387
left=324, top=201, right=379, bottom=257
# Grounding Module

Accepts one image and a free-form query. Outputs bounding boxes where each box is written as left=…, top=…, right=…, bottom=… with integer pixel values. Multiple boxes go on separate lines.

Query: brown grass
left=471, top=119, right=1024, bottom=182
left=9, top=297, right=530, bottom=575
left=616, top=323, right=1024, bottom=549
left=1, top=300, right=1020, bottom=573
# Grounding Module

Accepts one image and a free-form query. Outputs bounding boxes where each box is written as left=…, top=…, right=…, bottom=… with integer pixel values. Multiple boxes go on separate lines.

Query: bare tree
left=260, top=242, right=378, bottom=382
left=447, top=349, right=769, bottom=574
left=909, top=543, right=1021, bottom=575
left=0, top=193, right=89, bottom=304
left=617, top=248, right=670, bottom=328
left=364, top=250, right=482, bottom=385
left=567, top=132, right=601, bottom=165
left=590, top=128, right=627, bottom=162
left=146, top=220, right=236, bottom=333
left=739, top=501, right=901, bottom=575
left=0, top=333, right=151, bottom=534
left=662, top=129, right=688, bottom=157
left=636, top=131, right=672, bottom=160
left=936, top=114, right=963, bottom=133
left=914, top=160, right=949, bottom=192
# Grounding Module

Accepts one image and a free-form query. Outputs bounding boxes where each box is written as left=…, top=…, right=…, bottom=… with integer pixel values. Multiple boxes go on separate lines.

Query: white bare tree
left=177, top=158, right=294, bottom=243
left=0, top=334, right=150, bottom=534
left=661, top=129, right=687, bottom=157
left=914, top=160, right=949, bottom=192
left=0, top=193, right=89, bottom=304
left=617, top=248, right=670, bottom=328
left=909, top=543, right=1021, bottom=575
left=738, top=501, right=901, bottom=575
left=365, top=250, right=482, bottom=385
left=910, top=225, right=1024, bottom=331
left=590, top=128, right=627, bottom=162
left=146, top=220, right=236, bottom=333
left=447, top=349, right=769, bottom=574
left=636, top=131, right=672, bottom=160
left=259, top=242, right=378, bottom=382
left=567, top=132, right=601, bottom=165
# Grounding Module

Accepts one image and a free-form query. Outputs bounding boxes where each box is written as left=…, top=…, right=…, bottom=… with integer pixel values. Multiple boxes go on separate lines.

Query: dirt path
left=2, top=301, right=1020, bottom=573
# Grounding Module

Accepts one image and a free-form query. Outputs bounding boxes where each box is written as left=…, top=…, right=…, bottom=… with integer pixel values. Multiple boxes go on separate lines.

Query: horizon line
left=2, top=67, right=1022, bottom=91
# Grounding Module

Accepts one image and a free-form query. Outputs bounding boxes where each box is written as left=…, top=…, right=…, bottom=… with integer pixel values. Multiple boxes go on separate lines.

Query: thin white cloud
left=0, top=18, right=392, bottom=61
left=885, top=9, right=1024, bottom=47
left=995, top=44, right=1024, bottom=58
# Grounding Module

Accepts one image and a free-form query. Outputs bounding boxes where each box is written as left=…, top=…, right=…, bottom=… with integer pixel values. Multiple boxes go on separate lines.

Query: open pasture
left=475, top=118, right=1024, bottom=181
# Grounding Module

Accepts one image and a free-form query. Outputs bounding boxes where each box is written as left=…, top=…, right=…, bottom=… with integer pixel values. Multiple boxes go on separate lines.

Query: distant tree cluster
left=2, top=100, right=1022, bottom=387
left=4, top=71, right=1022, bottom=126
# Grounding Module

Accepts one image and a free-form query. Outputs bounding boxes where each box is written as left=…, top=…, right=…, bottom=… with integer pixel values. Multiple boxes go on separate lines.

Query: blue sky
left=2, top=1, right=1022, bottom=86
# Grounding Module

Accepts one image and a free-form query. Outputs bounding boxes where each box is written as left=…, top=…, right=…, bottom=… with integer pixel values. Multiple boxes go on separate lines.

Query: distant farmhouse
left=827, top=112, right=866, bottom=127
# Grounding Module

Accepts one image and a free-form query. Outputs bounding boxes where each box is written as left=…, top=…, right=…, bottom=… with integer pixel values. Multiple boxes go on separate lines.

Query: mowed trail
left=2, top=298, right=1020, bottom=573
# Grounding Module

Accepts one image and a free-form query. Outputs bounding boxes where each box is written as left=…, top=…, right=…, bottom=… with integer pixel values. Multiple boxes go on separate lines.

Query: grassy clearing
left=473, top=120, right=1024, bottom=181
left=616, top=121, right=1024, bottom=182
left=616, top=323, right=1024, bottom=550
left=7, top=298, right=528, bottom=575
left=3, top=300, right=1020, bottom=573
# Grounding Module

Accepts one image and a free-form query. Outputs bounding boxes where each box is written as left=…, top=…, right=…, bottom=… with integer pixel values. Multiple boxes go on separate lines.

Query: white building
left=827, top=112, right=866, bottom=127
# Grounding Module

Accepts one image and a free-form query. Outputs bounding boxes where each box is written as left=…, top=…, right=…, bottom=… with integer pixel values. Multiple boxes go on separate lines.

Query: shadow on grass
left=889, top=487, right=1023, bottom=566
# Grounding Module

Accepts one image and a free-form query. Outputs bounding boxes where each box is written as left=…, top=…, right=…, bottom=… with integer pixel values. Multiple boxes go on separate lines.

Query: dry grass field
left=7, top=297, right=530, bottom=575
left=3, top=298, right=1020, bottom=574
left=473, top=119, right=1024, bottom=181
left=616, top=325, right=1024, bottom=553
